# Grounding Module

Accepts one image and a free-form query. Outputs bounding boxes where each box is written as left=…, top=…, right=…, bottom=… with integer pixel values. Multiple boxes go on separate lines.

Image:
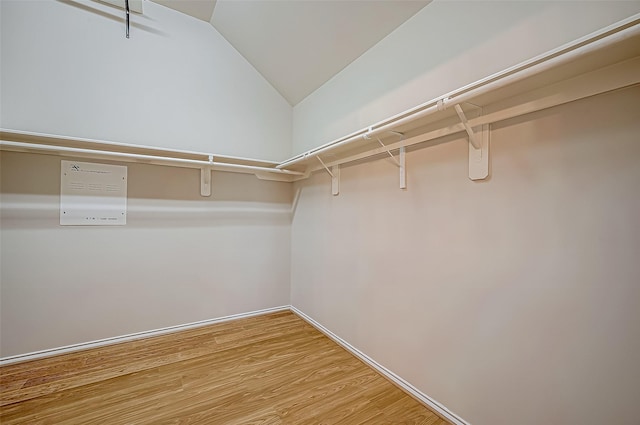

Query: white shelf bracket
left=376, top=137, right=401, bottom=167
left=317, top=156, right=340, bottom=196
left=331, top=165, right=340, bottom=196
left=376, top=132, right=406, bottom=189
left=399, top=146, right=406, bottom=189
left=200, top=155, right=213, bottom=197
left=454, top=104, right=481, bottom=150
left=316, top=155, right=334, bottom=178
left=468, top=123, right=490, bottom=181
left=455, top=103, right=490, bottom=181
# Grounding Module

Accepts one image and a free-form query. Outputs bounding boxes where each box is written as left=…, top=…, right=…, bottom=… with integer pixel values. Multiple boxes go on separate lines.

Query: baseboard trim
left=0, top=305, right=290, bottom=366
left=290, top=305, right=470, bottom=425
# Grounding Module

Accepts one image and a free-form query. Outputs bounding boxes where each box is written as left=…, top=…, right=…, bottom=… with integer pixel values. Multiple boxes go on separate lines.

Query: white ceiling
left=149, top=0, right=430, bottom=106
left=150, top=0, right=216, bottom=22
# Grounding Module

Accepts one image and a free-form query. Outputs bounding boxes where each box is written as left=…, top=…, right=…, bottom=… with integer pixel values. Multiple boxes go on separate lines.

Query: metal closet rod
left=276, top=14, right=640, bottom=170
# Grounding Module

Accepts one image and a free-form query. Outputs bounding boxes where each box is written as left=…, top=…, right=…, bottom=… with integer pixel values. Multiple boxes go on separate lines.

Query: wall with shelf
left=0, top=151, right=292, bottom=357
left=0, top=0, right=291, bottom=162
left=2, top=2, right=640, bottom=424
left=292, top=0, right=640, bottom=156
left=290, top=86, right=640, bottom=425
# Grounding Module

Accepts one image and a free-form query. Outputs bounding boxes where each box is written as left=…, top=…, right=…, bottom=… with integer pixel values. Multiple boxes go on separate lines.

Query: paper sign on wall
left=60, top=160, right=127, bottom=226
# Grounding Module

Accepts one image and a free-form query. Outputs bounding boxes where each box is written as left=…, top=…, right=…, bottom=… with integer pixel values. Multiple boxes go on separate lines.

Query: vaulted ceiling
left=149, top=0, right=430, bottom=105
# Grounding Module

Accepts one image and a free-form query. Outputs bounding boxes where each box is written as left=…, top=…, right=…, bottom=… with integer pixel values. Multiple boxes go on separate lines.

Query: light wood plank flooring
left=0, top=311, right=448, bottom=424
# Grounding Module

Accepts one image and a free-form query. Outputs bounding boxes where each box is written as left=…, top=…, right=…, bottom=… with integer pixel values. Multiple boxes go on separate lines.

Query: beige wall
left=290, top=86, right=640, bottom=425
left=0, top=152, right=292, bottom=357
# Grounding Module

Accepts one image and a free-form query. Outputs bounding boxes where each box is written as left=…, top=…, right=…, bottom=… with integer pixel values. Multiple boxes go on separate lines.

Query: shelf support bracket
left=376, top=137, right=401, bottom=167
left=376, top=133, right=406, bottom=189
left=317, top=156, right=340, bottom=196
left=331, top=165, right=340, bottom=196
left=468, top=123, right=489, bottom=181
left=399, top=146, right=406, bottom=189
left=454, top=104, right=481, bottom=150
left=455, top=103, right=489, bottom=181
left=200, top=155, right=213, bottom=197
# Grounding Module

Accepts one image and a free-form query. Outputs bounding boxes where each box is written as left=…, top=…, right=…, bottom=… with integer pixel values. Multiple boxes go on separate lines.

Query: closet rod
left=125, top=0, right=130, bottom=38
left=0, top=141, right=305, bottom=176
left=277, top=13, right=640, bottom=170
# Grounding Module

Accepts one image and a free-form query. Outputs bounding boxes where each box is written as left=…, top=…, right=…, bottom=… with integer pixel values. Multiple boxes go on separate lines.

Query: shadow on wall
left=0, top=152, right=294, bottom=229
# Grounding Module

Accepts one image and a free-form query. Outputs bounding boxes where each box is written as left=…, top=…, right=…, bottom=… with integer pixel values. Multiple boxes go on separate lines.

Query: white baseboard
left=290, top=305, right=471, bottom=425
left=0, top=305, right=290, bottom=366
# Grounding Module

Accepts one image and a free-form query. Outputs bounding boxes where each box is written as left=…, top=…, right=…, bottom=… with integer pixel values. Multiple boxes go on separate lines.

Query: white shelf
left=2, top=14, right=639, bottom=193
left=0, top=129, right=304, bottom=182
left=278, top=14, right=640, bottom=181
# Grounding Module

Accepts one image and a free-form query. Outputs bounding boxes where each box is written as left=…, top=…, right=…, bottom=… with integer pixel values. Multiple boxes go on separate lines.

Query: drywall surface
left=0, top=152, right=292, bottom=357
left=0, top=0, right=291, bottom=161
left=292, top=0, right=640, bottom=156
left=290, top=86, right=640, bottom=425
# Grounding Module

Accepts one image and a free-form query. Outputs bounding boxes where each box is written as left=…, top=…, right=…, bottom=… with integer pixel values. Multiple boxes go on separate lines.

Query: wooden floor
left=0, top=311, right=448, bottom=424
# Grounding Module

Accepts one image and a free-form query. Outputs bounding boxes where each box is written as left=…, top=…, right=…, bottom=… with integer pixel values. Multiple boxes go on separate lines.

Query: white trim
left=0, top=306, right=289, bottom=366
left=290, top=305, right=471, bottom=425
